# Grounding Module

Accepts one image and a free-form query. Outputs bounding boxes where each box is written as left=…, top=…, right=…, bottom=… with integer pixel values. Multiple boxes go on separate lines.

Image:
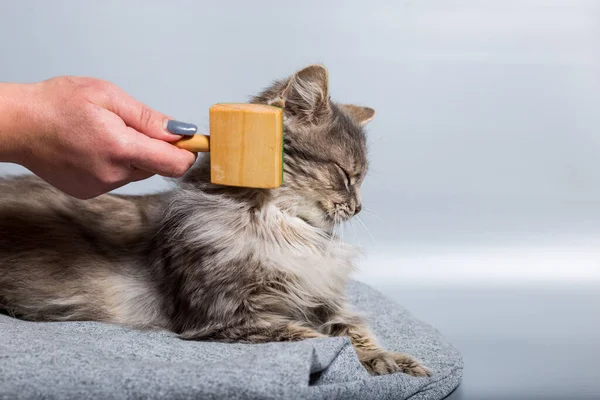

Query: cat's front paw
left=359, top=351, right=431, bottom=377
left=391, top=352, right=431, bottom=377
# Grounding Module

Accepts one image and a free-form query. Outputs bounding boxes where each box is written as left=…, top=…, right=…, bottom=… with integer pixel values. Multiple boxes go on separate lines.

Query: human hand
left=0, top=76, right=197, bottom=199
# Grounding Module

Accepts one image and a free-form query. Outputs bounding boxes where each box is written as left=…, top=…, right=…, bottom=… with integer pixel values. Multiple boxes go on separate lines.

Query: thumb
left=105, top=86, right=197, bottom=142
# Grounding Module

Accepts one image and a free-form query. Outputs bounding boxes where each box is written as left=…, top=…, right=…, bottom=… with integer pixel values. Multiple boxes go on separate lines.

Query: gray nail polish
left=167, top=120, right=198, bottom=136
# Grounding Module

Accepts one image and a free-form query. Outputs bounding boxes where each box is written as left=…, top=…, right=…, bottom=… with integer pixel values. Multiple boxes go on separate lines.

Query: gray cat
left=0, top=65, right=429, bottom=377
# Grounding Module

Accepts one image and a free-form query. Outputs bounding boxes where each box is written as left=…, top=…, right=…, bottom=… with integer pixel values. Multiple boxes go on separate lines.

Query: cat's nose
left=354, top=204, right=362, bottom=215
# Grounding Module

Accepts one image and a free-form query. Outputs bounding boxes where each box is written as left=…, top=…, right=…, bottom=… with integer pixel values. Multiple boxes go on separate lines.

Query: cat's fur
left=0, top=65, right=429, bottom=377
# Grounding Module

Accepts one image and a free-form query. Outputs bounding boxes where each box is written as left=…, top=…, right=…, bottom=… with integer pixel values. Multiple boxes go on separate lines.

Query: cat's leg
left=252, top=321, right=327, bottom=342
left=323, top=311, right=430, bottom=377
left=180, top=319, right=326, bottom=343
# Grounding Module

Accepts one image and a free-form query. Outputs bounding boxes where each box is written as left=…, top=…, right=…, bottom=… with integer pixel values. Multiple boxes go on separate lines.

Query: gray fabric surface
left=0, top=280, right=462, bottom=400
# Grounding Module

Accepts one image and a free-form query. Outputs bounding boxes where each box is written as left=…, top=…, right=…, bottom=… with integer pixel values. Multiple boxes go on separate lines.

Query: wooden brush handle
left=174, top=135, right=210, bottom=152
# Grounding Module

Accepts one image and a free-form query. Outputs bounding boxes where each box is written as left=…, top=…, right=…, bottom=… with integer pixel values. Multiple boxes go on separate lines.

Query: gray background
left=1, top=0, right=599, bottom=398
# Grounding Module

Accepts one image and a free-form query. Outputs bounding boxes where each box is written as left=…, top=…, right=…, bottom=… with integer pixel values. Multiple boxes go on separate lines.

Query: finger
left=104, top=87, right=197, bottom=142
left=128, top=169, right=156, bottom=183
left=125, top=128, right=196, bottom=178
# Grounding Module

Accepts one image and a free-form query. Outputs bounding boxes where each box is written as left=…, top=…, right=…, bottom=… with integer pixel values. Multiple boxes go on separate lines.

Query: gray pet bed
left=0, top=281, right=462, bottom=400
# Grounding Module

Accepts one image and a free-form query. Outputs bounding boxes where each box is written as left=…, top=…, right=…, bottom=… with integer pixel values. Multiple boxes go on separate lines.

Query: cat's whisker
left=349, top=220, right=362, bottom=248
left=337, top=222, right=344, bottom=242
left=355, top=215, right=376, bottom=245
left=362, top=207, right=383, bottom=223
left=324, top=221, right=338, bottom=260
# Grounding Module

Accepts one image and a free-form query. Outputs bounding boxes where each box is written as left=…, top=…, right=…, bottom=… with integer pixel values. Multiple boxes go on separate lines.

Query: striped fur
left=0, top=65, right=428, bottom=376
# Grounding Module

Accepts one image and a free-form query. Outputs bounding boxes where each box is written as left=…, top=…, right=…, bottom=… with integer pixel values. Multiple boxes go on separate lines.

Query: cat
left=0, top=64, right=429, bottom=377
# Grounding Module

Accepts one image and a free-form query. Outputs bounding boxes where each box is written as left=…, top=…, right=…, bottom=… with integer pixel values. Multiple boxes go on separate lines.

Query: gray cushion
left=0, top=280, right=463, bottom=399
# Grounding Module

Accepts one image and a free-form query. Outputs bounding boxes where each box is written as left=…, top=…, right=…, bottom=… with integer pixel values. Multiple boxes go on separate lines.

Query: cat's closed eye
left=334, top=163, right=352, bottom=191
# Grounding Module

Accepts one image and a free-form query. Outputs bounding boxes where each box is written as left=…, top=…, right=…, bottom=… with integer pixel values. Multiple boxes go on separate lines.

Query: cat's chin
left=295, top=212, right=335, bottom=234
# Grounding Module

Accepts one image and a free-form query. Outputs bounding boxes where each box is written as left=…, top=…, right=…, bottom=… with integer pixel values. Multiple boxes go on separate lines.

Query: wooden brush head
left=210, top=103, right=283, bottom=189
left=174, top=103, right=284, bottom=188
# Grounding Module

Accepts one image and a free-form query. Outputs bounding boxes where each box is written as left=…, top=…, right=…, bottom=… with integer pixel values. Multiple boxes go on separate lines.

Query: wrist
left=0, top=81, right=44, bottom=165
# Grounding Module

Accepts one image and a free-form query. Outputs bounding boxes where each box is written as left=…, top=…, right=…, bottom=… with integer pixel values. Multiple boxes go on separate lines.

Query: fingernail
left=165, top=120, right=198, bottom=136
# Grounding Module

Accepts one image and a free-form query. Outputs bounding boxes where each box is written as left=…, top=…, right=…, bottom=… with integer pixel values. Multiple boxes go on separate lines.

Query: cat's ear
left=270, top=64, right=331, bottom=124
left=339, top=104, right=376, bottom=126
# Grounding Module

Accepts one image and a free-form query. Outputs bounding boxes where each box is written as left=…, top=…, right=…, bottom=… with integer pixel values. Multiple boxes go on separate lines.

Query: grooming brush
left=173, top=103, right=283, bottom=189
